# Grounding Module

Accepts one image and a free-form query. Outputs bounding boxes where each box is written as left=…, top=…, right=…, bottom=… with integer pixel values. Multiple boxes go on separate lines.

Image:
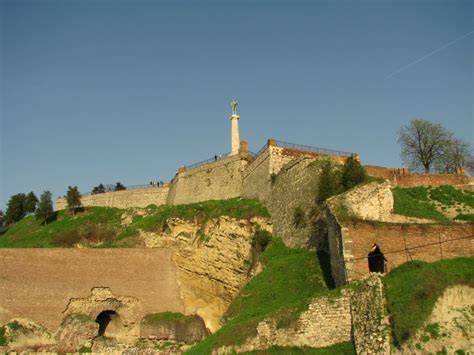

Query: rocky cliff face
left=139, top=216, right=272, bottom=332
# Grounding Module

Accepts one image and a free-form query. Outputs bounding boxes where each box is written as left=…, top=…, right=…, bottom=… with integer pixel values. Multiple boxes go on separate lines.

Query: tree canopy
left=397, top=119, right=473, bottom=173
left=25, top=192, right=39, bottom=214
left=35, top=191, right=54, bottom=225
left=66, top=186, right=82, bottom=216
left=5, top=193, right=27, bottom=225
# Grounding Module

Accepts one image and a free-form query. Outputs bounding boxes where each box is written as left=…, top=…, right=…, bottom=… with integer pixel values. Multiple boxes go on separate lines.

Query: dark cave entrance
left=368, top=244, right=386, bottom=273
left=95, top=310, right=118, bottom=336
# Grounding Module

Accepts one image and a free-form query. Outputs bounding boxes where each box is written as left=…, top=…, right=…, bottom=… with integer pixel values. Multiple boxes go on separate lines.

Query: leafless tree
left=398, top=119, right=452, bottom=173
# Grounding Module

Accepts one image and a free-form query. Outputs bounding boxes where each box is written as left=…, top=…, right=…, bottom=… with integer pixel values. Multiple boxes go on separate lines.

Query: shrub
left=341, top=156, right=366, bottom=190
left=252, top=228, right=272, bottom=252
left=317, top=161, right=338, bottom=203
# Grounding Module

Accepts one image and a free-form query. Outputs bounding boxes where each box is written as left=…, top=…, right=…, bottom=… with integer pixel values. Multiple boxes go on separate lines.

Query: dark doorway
left=368, top=244, right=386, bottom=273
left=95, top=310, right=117, bottom=336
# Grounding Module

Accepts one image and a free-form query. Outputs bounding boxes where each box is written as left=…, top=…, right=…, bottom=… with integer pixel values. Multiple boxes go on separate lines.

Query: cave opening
left=368, top=243, right=386, bottom=273
left=95, top=310, right=118, bottom=336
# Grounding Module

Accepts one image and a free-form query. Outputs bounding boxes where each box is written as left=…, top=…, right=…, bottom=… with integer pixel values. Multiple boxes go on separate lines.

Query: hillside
left=0, top=198, right=269, bottom=248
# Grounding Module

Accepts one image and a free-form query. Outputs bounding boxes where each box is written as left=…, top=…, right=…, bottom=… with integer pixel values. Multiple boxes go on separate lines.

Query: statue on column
left=231, top=99, right=238, bottom=116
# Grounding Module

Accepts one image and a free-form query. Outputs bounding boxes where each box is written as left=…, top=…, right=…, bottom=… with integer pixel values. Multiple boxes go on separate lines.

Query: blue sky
left=1, top=0, right=473, bottom=208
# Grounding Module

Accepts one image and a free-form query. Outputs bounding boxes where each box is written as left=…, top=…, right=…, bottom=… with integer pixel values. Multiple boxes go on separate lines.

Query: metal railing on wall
left=80, top=183, right=165, bottom=197
left=274, top=140, right=353, bottom=157
left=185, top=151, right=233, bottom=170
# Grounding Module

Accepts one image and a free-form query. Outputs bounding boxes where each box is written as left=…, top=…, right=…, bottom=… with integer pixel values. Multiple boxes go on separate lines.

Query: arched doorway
left=95, top=310, right=120, bottom=336
left=368, top=243, right=386, bottom=273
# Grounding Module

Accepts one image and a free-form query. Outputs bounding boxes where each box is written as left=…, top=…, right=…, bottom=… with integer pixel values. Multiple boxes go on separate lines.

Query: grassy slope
left=187, top=238, right=349, bottom=354
left=392, top=185, right=474, bottom=222
left=241, top=343, right=355, bottom=354
left=0, top=198, right=269, bottom=248
left=0, top=207, right=122, bottom=247
left=101, top=197, right=270, bottom=247
left=383, top=256, right=474, bottom=347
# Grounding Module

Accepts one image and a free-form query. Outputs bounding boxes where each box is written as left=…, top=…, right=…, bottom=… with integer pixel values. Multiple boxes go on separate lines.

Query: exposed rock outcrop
left=139, top=216, right=272, bottom=332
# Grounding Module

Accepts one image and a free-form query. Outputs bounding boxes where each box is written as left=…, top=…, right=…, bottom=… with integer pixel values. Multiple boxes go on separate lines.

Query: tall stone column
left=230, top=113, right=240, bottom=155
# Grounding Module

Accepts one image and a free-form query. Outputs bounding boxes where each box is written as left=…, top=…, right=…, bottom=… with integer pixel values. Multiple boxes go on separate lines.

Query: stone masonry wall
left=351, top=274, right=391, bottom=354
left=0, top=249, right=183, bottom=331
left=166, top=154, right=248, bottom=205
left=55, top=186, right=169, bottom=211
left=216, top=291, right=353, bottom=353
left=242, top=148, right=272, bottom=204
left=267, top=157, right=323, bottom=248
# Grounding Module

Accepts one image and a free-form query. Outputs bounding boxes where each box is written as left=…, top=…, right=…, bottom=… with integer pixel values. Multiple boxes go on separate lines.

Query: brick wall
left=333, top=222, right=473, bottom=283
left=55, top=186, right=169, bottom=211
left=365, top=165, right=469, bottom=187
left=0, top=249, right=183, bottom=331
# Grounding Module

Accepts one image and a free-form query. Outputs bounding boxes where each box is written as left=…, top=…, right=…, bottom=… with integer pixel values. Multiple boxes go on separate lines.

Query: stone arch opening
left=95, top=310, right=120, bottom=336
left=368, top=243, right=386, bottom=273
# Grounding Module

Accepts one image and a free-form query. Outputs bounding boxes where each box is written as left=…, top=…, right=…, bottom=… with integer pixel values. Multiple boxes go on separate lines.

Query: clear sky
left=1, top=0, right=473, bottom=208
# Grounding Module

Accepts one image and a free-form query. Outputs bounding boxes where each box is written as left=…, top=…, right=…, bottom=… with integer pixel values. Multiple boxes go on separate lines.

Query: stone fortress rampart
left=55, top=138, right=356, bottom=210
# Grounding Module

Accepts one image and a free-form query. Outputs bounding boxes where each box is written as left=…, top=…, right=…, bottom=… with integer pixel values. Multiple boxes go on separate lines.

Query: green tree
left=317, top=161, right=338, bottom=203
left=5, top=193, right=27, bottom=224
left=341, top=156, right=366, bottom=190
left=91, top=184, right=106, bottom=195
left=66, top=186, right=82, bottom=216
left=398, top=119, right=452, bottom=173
left=114, top=182, right=126, bottom=191
left=35, top=191, right=54, bottom=225
left=25, top=192, right=39, bottom=214
left=0, top=209, right=4, bottom=230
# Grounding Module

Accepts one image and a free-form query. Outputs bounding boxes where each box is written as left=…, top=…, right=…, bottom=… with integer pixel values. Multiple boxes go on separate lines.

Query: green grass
left=101, top=198, right=269, bottom=247
left=0, top=198, right=268, bottom=248
left=143, top=312, right=189, bottom=322
left=454, top=213, right=474, bottom=222
left=0, top=326, right=6, bottom=346
left=241, top=342, right=355, bottom=354
left=392, top=187, right=450, bottom=222
left=383, top=257, right=474, bottom=347
left=0, top=207, right=122, bottom=248
left=429, top=185, right=474, bottom=208
left=186, top=238, right=333, bottom=354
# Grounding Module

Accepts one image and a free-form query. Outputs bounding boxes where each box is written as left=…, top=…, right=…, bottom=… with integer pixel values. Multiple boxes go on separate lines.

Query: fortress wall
left=56, top=186, right=169, bottom=211
left=167, top=154, right=248, bottom=205
left=365, top=165, right=469, bottom=187
left=242, top=148, right=272, bottom=204
left=267, top=157, right=323, bottom=248
left=331, top=222, right=474, bottom=284
left=0, top=249, right=183, bottom=331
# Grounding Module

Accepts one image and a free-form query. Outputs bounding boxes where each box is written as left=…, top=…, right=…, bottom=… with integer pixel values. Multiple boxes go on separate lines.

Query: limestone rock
left=2, top=318, right=56, bottom=352
left=56, top=313, right=98, bottom=352
left=140, top=314, right=209, bottom=343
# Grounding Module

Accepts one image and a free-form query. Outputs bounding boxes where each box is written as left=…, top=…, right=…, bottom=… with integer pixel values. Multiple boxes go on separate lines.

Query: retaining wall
left=365, top=165, right=469, bottom=187
left=56, top=186, right=169, bottom=211
left=328, top=221, right=474, bottom=285
left=0, top=249, right=183, bottom=331
left=166, top=154, right=248, bottom=205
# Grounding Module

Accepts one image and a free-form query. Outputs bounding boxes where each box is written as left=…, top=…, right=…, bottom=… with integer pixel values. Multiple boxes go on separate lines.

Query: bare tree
left=436, top=138, right=473, bottom=173
left=398, top=119, right=452, bottom=173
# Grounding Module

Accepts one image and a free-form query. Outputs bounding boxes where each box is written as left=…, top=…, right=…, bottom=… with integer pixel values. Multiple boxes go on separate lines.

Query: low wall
left=55, top=186, right=169, bottom=211
left=366, top=165, right=469, bottom=187
left=167, top=154, right=248, bottom=205
left=329, top=222, right=473, bottom=284
left=0, top=249, right=183, bottom=331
